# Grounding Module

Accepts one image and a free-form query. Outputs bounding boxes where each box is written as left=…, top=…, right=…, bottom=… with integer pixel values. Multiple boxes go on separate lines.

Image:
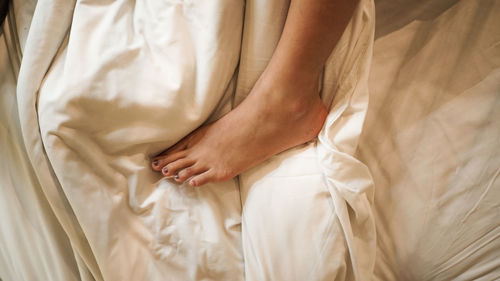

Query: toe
left=152, top=150, right=188, bottom=171
left=162, top=158, right=195, bottom=177
left=175, top=164, right=207, bottom=182
left=162, top=138, right=189, bottom=155
left=156, top=131, right=198, bottom=158
left=188, top=170, right=216, bottom=187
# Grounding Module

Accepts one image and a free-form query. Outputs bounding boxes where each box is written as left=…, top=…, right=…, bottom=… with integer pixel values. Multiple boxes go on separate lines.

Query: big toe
left=175, top=164, right=207, bottom=182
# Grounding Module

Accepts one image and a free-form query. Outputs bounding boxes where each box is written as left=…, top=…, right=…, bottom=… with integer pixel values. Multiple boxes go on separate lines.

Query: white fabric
left=236, top=0, right=375, bottom=280
left=1, top=0, right=499, bottom=281
left=12, top=0, right=376, bottom=280
left=35, top=1, right=245, bottom=280
left=361, top=0, right=500, bottom=280
left=0, top=2, right=81, bottom=281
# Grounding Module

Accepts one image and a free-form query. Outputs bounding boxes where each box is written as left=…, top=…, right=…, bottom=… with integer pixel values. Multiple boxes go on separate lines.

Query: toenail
left=153, top=160, right=158, bottom=166
left=162, top=167, right=168, bottom=174
left=174, top=174, right=179, bottom=180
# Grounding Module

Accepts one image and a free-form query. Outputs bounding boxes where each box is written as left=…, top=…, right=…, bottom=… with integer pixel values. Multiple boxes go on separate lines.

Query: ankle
left=258, top=75, right=320, bottom=112
left=285, top=96, right=319, bottom=121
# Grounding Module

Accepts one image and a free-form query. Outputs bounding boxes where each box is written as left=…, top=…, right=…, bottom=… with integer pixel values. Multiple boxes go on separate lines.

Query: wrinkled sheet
left=7, top=0, right=376, bottom=280
left=361, top=0, right=500, bottom=280
left=1, top=0, right=499, bottom=281
left=1, top=2, right=81, bottom=281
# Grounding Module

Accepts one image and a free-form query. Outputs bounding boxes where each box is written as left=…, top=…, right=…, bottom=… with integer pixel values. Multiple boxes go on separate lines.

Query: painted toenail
left=174, top=174, right=179, bottom=180
left=153, top=160, right=158, bottom=166
left=162, top=167, right=168, bottom=173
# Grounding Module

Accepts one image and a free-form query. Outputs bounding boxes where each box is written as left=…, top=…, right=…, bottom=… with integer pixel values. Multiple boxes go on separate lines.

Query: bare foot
left=150, top=0, right=356, bottom=186
left=151, top=74, right=328, bottom=187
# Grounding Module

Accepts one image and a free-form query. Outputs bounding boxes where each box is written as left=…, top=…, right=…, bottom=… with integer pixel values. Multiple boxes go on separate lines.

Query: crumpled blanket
left=13, top=0, right=375, bottom=280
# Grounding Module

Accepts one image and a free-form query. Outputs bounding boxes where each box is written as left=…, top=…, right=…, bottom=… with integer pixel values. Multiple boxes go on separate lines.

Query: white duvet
left=1, top=0, right=499, bottom=281
left=8, top=0, right=376, bottom=280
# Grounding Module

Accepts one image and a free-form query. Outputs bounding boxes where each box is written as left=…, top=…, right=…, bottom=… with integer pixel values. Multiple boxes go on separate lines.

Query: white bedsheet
left=361, top=0, right=500, bottom=280
left=34, top=1, right=245, bottom=280
left=9, top=0, right=376, bottom=280
left=1, top=2, right=81, bottom=281
left=1, top=0, right=499, bottom=280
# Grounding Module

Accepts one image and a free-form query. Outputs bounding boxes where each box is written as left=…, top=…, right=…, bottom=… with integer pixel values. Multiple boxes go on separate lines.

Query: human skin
left=152, top=0, right=358, bottom=186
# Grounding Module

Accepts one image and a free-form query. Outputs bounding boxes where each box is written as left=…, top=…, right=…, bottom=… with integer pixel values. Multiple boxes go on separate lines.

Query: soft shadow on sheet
left=360, top=0, right=500, bottom=280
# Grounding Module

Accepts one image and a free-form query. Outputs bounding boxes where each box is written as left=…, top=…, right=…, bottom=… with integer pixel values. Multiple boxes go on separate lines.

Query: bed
left=1, top=0, right=499, bottom=280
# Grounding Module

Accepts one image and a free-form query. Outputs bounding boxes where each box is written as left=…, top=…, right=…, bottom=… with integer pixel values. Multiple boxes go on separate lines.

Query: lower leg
left=151, top=0, right=357, bottom=186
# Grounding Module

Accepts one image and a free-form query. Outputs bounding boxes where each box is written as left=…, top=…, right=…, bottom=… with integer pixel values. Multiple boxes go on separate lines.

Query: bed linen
left=236, top=0, right=375, bottom=280
left=360, top=0, right=500, bottom=280
left=1, top=0, right=499, bottom=281
left=7, top=0, right=376, bottom=280
left=1, top=2, right=82, bottom=281
left=30, top=1, right=245, bottom=280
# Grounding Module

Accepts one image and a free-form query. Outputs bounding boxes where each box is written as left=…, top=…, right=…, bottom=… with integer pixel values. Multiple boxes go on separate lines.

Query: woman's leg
left=152, top=0, right=357, bottom=186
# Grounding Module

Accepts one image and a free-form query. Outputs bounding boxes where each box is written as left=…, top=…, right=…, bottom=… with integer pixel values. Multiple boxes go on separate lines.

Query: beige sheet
left=1, top=0, right=499, bottom=280
left=7, top=0, right=376, bottom=279
left=1, top=2, right=81, bottom=281
left=361, top=0, right=500, bottom=280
